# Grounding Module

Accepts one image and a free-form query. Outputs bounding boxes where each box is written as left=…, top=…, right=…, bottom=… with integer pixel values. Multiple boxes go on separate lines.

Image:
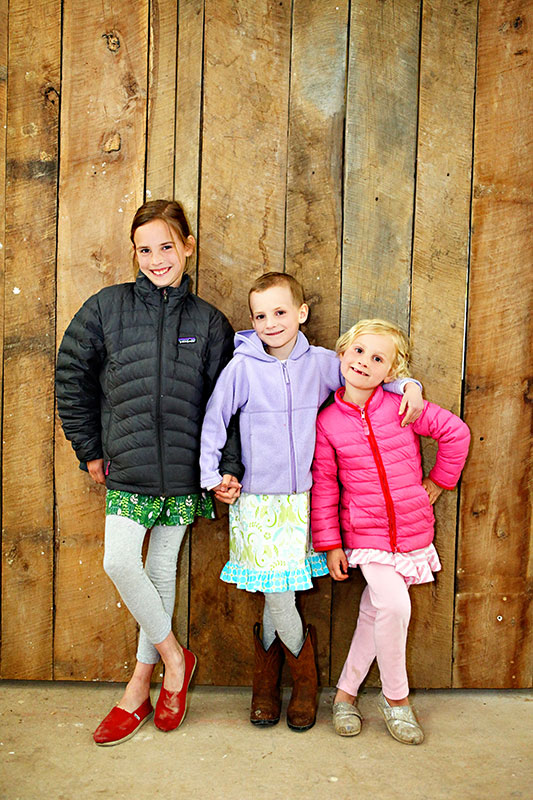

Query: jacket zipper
left=282, top=362, right=297, bottom=493
left=156, top=288, right=168, bottom=494
left=360, top=401, right=398, bottom=551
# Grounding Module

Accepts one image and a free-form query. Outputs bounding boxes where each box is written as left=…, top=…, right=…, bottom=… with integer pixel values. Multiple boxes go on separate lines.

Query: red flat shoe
left=154, top=647, right=197, bottom=732
left=93, top=698, right=153, bottom=746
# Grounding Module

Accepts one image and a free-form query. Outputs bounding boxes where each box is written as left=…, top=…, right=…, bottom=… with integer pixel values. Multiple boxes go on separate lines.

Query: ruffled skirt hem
left=345, top=544, right=441, bottom=587
left=220, top=552, right=328, bottom=593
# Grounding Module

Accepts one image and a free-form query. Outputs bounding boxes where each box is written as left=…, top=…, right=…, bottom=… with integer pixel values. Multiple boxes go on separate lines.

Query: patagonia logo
left=178, top=337, right=197, bottom=344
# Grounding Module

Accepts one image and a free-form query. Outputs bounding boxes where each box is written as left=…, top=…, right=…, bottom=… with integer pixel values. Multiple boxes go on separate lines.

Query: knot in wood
left=103, top=32, right=120, bottom=52
left=102, top=132, right=121, bottom=153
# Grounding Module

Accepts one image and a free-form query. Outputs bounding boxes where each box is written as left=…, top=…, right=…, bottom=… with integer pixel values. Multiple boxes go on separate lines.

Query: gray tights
left=262, top=591, right=304, bottom=656
left=103, top=515, right=187, bottom=665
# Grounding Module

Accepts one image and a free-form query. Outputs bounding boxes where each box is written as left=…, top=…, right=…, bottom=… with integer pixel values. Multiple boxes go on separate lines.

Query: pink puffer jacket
left=311, top=386, right=470, bottom=553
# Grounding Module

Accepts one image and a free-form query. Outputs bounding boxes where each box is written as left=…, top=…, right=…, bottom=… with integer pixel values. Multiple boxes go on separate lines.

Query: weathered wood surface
left=332, top=0, right=421, bottom=686
left=408, top=0, right=478, bottom=688
left=190, top=0, right=292, bottom=684
left=454, top=0, right=532, bottom=688
left=145, top=0, right=178, bottom=201
left=0, top=0, right=60, bottom=679
left=54, top=0, right=148, bottom=680
left=0, top=0, right=530, bottom=689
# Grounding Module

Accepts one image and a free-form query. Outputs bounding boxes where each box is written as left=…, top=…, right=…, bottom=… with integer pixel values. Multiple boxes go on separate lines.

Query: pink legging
left=337, top=562, right=411, bottom=700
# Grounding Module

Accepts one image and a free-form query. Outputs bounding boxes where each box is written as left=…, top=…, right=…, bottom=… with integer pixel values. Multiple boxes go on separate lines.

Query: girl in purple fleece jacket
left=200, top=273, right=424, bottom=732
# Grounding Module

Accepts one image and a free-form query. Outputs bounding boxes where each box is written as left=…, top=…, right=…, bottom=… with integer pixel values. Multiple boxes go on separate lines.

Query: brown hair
left=248, top=272, right=305, bottom=313
left=130, top=199, right=194, bottom=269
left=335, top=318, right=411, bottom=379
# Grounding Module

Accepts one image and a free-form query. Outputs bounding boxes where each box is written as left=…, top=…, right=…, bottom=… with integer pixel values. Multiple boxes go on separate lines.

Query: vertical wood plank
left=54, top=0, right=149, bottom=680
left=172, top=0, right=206, bottom=644
left=409, top=0, right=478, bottom=687
left=454, top=0, right=532, bottom=688
left=190, top=0, right=291, bottom=684
left=1, top=0, right=60, bottom=679
left=341, top=0, right=420, bottom=331
left=332, top=0, right=421, bottom=686
left=285, top=0, right=348, bottom=683
left=145, top=0, right=178, bottom=200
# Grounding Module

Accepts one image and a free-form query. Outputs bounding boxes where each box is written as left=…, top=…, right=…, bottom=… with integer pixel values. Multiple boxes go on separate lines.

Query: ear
left=298, top=303, right=309, bottom=324
left=184, top=235, right=195, bottom=257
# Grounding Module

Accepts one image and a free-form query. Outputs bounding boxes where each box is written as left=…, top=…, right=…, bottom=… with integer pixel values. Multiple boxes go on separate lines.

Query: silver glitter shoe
left=377, top=692, right=424, bottom=745
left=332, top=701, right=363, bottom=736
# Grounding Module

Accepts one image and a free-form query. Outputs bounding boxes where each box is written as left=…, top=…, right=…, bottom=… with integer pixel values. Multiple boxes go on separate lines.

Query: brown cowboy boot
left=281, top=626, right=319, bottom=732
left=250, top=623, right=284, bottom=726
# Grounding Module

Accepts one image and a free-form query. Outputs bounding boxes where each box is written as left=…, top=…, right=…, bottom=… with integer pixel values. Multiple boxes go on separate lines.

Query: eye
left=138, top=247, right=150, bottom=255
left=162, top=244, right=174, bottom=251
left=373, top=356, right=382, bottom=363
left=275, top=310, right=286, bottom=316
left=255, top=313, right=265, bottom=320
left=354, top=347, right=363, bottom=354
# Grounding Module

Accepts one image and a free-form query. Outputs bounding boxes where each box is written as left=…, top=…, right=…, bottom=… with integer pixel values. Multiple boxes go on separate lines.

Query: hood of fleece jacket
left=233, top=329, right=311, bottom=362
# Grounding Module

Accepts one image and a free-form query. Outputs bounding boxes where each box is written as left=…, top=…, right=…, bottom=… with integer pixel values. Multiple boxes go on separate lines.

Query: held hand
left=213, top=474, right=242, bottom=505
left=422, top=477, right=443, bottom=505
left=87, top=458, right=106, bottom=485
left=327, top=548, right=349, bottom=581
left=399, top=381, right=424, bottom=426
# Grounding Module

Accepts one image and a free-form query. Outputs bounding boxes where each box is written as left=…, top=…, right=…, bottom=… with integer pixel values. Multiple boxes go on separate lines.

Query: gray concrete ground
left=0, top=682, right=531, bottom=800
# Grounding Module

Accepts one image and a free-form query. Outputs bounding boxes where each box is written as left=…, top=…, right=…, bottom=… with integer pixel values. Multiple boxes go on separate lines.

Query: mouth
left=151, top=266, right=172, bottom=276
left=351, top=366, right=369, bottom=377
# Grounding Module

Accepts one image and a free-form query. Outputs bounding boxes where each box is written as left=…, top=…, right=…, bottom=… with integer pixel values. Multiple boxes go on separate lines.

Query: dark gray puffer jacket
left=56, top=272, right=241, bottom=496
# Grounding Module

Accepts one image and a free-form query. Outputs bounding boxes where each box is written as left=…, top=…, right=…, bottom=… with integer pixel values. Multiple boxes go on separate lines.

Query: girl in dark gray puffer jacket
left=56, top=200, right=241, bottom=746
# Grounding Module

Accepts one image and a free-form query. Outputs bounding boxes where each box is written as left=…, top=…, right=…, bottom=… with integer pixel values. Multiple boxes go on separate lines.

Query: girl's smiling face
left=339, top=333, right=396, bottom=403
left=134, top=218, right=194, bottom=289
left=250, top=285, right=308, bottom=360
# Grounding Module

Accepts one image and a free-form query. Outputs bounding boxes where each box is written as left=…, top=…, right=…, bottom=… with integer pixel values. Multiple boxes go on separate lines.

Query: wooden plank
left=332, top=0, right=421, bottom=686
left=190, top=0, right=291, bottom=684
left=54, top=0, right=149, bottom=680
left=0, top=0, right=60, bottom=679
left=409, top=0, right=478, bottom=687
left=340, top=0, right=420, bottom=331
left=285, top=0, right=348, bottom=683
left=171, top=0, right=206, bottom=646
left=454, top=0, right=532, bottom=688
left=145, top=0, right=178, bottom=201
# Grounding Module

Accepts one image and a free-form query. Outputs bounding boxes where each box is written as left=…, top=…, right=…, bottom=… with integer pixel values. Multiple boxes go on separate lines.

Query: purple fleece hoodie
left=200, top=330, right=417, bottom=495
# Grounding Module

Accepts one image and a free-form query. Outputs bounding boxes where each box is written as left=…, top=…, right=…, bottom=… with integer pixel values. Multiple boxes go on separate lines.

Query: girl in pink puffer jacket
left=311, top=319, right=470, bottom=745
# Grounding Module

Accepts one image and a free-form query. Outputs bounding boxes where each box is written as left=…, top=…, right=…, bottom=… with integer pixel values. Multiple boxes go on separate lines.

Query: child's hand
left=87, top=458, right=106, bottom=485
left=213, top=474, right=242, bottom=505
left=327, top=548, right=349, bottom=581
left=399, top=381, right=424, bottom=426
left=422, top=477, right=443, bottom=505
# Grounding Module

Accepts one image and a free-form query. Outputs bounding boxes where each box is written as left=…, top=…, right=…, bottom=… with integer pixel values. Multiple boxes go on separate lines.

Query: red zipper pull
left=105, top=461, right=111, bottom=476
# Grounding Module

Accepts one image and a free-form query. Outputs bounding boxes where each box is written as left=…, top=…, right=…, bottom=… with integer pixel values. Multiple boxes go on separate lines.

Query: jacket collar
left=335, top=384, right=385, bottom=414
left=233, top=329, right=311, bottom=362
left=134, top=271, right=191, bottom=307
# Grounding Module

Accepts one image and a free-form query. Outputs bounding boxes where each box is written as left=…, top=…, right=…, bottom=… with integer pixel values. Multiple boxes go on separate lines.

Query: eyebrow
left=135, top=240, right=174, bottom=249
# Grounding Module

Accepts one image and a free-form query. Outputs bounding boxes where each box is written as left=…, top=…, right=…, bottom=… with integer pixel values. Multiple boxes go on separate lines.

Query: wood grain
left=1, top=0, right=60, bottom=679
left=454, top=0, right=532, bottom=688
left=409, top=0, right=478, bottom=688
left=145, top=0, right=178, bottom=201
left=54, top=0, right=148, bottom=680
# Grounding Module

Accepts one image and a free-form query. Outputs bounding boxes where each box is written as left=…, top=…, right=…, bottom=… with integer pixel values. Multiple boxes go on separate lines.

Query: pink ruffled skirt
left=344, top=543, right=441, bottom=587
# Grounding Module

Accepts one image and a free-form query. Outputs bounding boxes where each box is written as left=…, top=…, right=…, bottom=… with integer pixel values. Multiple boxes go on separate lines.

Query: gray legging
left=262, top=591, right=304, bottom=656
left=103, top=515, right=188, bottom=664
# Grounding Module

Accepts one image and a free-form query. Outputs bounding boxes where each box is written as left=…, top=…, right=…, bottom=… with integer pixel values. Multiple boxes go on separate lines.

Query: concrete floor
left=0, top=682, right=531, bottom=800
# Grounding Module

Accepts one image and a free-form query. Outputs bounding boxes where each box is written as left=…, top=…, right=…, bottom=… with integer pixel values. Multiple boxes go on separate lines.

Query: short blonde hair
left=248, top=272, right=305, bottom=313
left=335, top=319, right=411, bottom=379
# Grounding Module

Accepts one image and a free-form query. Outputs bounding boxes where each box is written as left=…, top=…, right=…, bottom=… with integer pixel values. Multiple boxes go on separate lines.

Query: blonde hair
left=248, top=272, right=305, bottom=313
left=335, top=319, right=411, bottom=379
